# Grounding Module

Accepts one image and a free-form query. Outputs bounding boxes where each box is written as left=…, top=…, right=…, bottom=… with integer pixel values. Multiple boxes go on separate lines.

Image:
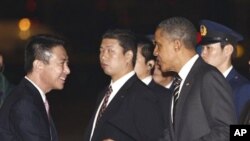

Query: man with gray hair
left=154, top=17, right=236, bottom=141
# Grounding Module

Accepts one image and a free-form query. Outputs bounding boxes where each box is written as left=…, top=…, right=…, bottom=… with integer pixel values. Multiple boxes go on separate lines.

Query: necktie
left=44, top=98, right=50, bottom=117
left=45, top=98, right=53, bottom=140
left=172, top=75, right=182, bottom=123
left=97, top=85, right=113, bottom=121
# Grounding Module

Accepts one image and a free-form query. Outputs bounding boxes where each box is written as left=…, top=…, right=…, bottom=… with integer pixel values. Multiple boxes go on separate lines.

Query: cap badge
left=200, top=25, right=207, bottom=36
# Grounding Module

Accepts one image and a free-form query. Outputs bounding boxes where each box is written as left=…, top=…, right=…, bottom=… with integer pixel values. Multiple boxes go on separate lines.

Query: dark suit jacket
left=83, top=74, right=164, bottom=141
left=148, top=80, right=172, bottom=129
left=240, top=99, right=250, bottom=124
left=0, top=78, right=58, bottom=141
left=163, top=57, right=237, bottom=141
left=226, top=68, right=250, bottom=118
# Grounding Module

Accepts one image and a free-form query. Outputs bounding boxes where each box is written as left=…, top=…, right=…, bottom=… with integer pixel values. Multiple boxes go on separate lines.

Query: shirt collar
left=223, top=65, right=233, bottom=77
left=178, top=54, right=199, bottom=83
left=141, top=75, right=153, bottom=85
left=110, top=71, right=135, bottom=95
left=25, top=76, right=46, bottom=103
left=165, top=80, right=173, bottom=89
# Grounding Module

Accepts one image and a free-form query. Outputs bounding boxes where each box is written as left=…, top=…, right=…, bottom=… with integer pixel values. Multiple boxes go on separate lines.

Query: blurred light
left=19, top=30, right=31, bottom=40
left=18, top=18, right=31, bottom=31
left=236, top=44, right=244, bottom=58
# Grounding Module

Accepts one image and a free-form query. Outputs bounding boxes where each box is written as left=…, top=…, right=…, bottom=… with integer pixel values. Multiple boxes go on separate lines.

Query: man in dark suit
left=240, top=100, right=250, bottom=124
left=153, top=17, right=237, bottom=141
left=83, top=29, right=164, bottom=141
left=134, top=35, right=172, bottom=128
left=199, top=19, right=250, bottom=119
left=0, top=34, right=70, bottom=141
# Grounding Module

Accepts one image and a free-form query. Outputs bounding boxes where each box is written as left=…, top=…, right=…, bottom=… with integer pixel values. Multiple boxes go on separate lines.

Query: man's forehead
left=202, top=42, right=221, bottom=47
left=101, top=40, right=122, bottom=49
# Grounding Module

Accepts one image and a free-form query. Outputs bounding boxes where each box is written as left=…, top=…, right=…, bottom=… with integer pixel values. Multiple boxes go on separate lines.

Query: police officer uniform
left=199, top=20, right=250, bottom=121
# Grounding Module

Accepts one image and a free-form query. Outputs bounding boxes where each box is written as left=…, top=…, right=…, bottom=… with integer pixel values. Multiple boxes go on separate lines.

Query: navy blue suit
left=0, top=78, right=58, bottom=141
left=226, top=68, right=250, bottom=118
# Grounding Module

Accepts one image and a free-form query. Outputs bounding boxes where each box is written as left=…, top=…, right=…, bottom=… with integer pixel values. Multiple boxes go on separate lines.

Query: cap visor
left=198, top=38, right=221, bottom=45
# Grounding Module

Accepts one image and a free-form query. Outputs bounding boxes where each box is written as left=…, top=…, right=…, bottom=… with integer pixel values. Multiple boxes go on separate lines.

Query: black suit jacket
left=83, top=74, right=164, bottom=141
left=240, top=100, right=250, bottom=124
left=148, top=80, right=172, bottom=129
left=0, top=78, right=58, bottom=141
left=162, top=57, right=237, bottom=141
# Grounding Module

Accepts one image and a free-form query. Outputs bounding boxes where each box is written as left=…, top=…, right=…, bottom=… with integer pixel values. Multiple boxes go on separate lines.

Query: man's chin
left=161, top=67, right=172, bottom=73
left=55, top=85, right=64, bottom=90
left=103, top=70, right=112, bottom=75
left=159, top=66, right=166, bottom=72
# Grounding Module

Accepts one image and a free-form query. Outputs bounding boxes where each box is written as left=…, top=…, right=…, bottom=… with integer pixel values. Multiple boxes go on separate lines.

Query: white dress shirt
left=171, top=54, right=199, bottom=122
left=141, top=75, right=153, bottom=85
left=90, top=71, right=135, bottom=141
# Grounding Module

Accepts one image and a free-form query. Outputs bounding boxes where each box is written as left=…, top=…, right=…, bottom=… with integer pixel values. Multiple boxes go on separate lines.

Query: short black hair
left=24, top=34, right=66, bottom=73
left=102, top=29, right=137, bottom=67
left=137, top=35, right=156, bottom=63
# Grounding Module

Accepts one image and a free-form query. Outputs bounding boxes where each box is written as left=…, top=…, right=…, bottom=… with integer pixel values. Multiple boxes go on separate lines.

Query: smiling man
left=0, top=34, right=70, bottom=141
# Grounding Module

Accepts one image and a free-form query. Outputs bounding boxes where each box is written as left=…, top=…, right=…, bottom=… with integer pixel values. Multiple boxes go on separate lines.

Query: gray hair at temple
left=157, top=17, right=197, bottom=49
left=24, top=34, right=66, bottom=73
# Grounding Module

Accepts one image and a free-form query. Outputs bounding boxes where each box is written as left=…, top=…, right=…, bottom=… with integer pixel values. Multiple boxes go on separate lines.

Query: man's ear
left=223, top=44, right=234, bottom=56
left=125, top=50, right=133, bottom=62
left=147, top=60, right=155, bottom=70
left=33, top=60, right=44, bottom=71
left=174, top=39, right=182, bottom=51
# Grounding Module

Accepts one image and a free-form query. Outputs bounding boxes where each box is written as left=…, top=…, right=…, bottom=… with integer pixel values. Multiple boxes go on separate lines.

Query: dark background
left=1, top=0, right=250, bottom=140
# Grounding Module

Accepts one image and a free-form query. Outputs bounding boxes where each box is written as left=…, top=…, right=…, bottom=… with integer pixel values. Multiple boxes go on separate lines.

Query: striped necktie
left=97, top=85, right=113, bottom=121
left=172, top=75, right=182, bottom=123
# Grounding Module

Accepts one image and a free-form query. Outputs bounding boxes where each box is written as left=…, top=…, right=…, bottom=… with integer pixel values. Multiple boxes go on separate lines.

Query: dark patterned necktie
left=97, top=85, right=113, bottom=121
left=172, top=75, right=182, bottom=123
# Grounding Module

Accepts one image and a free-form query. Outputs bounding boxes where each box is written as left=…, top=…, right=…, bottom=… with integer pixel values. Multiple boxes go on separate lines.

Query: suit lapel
left=23, top=78, right=54, bottom=141
left=92, top=75, right=138, bottom=139
left=171, top=58, right=202, bottom=133
left=226, top=68, right=236, bottom=82
left=49, top=116, right=59, bottom=141
left=23, top=79, right=49, bottom=123
left=101, top=74, right=137, bottom=120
